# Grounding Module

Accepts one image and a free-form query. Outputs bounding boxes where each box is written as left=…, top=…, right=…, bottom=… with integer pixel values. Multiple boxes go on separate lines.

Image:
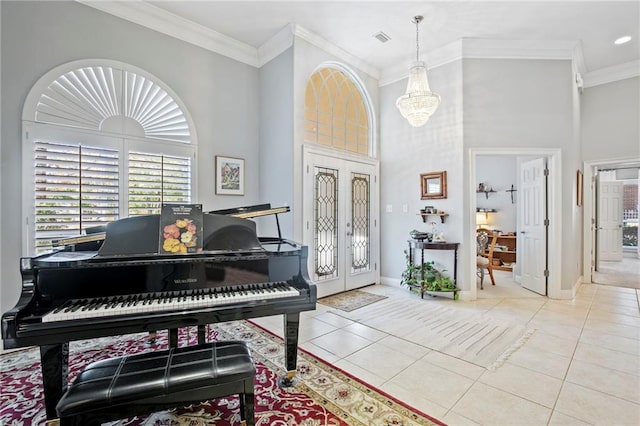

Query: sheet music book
left=159, top=204, right=203, bottom=254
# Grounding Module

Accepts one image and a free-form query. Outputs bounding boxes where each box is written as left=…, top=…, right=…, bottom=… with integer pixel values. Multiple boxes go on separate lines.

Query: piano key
left=42, top=281, right=300, bottom=323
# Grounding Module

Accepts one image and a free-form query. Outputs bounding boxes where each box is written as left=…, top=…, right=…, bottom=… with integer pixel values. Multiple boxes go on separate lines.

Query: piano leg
left=169, top=328, right=178, bottom=347
left=198, top=324, right=206, bottom=344
left=277, top=312, right=300, bottom=387
left=40, top=343, right=69, bottom=420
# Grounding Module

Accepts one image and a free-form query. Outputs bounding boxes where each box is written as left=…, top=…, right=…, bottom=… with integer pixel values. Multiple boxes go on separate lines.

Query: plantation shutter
left=33, top=140, right=119, bottom=253
left=128, top=152, right=192, bottom=216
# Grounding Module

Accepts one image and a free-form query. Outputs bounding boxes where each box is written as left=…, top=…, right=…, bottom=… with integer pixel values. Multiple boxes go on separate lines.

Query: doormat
left=318, top=289, right=388, bottom=312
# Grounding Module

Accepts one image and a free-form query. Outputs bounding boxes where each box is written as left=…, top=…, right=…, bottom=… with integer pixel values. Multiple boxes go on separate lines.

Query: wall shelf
left=419, top=212, right=449, bottom=223
left=476, top=189, right=496, bottom=199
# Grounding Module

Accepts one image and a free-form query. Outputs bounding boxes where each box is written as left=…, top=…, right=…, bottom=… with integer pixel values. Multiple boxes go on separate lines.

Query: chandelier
left=396, top=16, right=441, bottom=127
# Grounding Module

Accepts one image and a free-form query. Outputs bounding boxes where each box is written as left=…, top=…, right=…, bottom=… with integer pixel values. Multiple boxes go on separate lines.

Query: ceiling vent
left=373, top=31, right=391, bottom=43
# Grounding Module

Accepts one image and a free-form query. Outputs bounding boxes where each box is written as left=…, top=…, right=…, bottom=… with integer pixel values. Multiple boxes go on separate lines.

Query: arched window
left=23, top=60, right=197, bottom=254
left=304, top=66, right=370, bottom=155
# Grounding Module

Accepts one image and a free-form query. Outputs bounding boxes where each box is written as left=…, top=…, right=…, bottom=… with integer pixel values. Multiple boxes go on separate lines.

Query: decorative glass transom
left=351, top=172, right=370, bottom=273
left=304, top=67, right=369, bottom=154
left=314, top=167, right=338, bottom=280
left=35, top=66, right=191, bottom=143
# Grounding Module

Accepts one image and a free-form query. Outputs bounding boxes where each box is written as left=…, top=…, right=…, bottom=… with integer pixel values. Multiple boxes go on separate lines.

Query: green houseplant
left=401, top=250, right=458, bottom=294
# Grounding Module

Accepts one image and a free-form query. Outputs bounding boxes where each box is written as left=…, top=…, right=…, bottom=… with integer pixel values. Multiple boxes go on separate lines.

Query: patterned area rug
left=318, top=289, right=388, bottom=312
left=0, top=321, right=444, bottom=426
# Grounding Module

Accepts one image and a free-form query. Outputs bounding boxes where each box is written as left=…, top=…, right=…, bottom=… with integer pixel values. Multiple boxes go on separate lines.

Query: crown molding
left=380, top=39, right=463, bottom=86
left=257, top=24, right=295, bottom=67
left=77, top=0, right=259, bottom=66
left=380, top=38, right=581, bottom=87
left=583, top=60, right=640, bottom=88
left=77, top=2, right=635, bottom=88
left=291, top=24, right=380, bottom=79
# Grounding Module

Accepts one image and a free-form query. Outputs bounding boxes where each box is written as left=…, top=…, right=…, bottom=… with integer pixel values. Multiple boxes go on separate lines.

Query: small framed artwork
left=420, top=171, right=447, bottom=199
left=576, top=169, right=583, bottom=206
left=215, top=155, right=245, bottom=195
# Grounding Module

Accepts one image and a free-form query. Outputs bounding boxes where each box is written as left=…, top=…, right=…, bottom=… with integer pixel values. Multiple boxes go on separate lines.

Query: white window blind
left=33, top=140, right=119, bottom=253
left=128, top=152, right=192, bottom=216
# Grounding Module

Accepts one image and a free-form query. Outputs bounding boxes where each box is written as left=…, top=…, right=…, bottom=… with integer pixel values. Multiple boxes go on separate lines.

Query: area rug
left=318, top=289, right=388, bottom=312
left=0, top=321, right=445, bottom=426
left=344, top=298, right=535, bottom=370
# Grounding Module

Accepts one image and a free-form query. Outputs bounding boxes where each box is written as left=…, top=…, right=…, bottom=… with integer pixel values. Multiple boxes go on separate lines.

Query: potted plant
left=401, top=250, right=458, bottom=299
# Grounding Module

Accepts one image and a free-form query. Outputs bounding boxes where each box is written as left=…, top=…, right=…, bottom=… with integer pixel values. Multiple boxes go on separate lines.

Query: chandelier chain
left=415, top=18, right=420, bottom=62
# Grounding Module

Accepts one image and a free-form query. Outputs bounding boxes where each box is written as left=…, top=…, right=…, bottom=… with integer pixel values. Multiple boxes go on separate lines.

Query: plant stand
left=425, top=289, right=459, bottom=300
left=407, top=283, right=459, bottom=300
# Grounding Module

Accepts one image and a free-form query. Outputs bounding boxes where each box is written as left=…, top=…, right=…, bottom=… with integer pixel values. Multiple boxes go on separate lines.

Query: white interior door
left=597, top=180, right=624, bottom=262
left=519, top=158, right=547, bottom=295
left=303, top=149, right=379, bottom=298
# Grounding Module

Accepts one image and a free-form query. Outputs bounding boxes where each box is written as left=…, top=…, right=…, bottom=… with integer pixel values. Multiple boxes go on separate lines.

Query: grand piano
left=1, top=205, right=316, bottom=420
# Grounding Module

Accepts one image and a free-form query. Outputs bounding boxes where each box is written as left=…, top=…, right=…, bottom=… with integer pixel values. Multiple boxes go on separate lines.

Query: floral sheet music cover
left=159, top=204, right=203, bottom=254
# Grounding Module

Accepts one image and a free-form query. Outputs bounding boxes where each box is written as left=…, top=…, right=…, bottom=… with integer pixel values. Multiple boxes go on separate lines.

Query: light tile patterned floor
left=253, top=279, right=640, bottom=426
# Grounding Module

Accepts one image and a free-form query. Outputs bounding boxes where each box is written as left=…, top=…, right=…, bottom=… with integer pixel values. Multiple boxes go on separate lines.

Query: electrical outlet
left=386, top=204, right=393, bottom=213
left=402, top=204, right=408, bottom=213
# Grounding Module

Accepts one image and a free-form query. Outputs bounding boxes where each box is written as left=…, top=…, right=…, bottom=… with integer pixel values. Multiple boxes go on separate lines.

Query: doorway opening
left=468, top=148, right=562, bottom=301
left=584, top=160, right=640, bottom=290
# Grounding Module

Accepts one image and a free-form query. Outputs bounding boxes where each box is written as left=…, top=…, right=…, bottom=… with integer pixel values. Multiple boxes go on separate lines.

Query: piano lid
left=98, top=213, right=264, bottom=256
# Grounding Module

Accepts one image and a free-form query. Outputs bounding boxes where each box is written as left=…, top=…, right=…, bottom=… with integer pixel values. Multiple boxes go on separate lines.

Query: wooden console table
left=407, top=240, right=460, bottom=299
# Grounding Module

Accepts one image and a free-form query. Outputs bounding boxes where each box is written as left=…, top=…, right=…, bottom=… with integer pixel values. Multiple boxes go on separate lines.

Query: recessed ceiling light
left=614, top=36, right=631, bottom=45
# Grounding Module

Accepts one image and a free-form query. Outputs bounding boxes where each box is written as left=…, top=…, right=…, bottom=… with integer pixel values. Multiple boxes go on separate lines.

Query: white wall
left=476, top=156, right=517, bottom=232
left=379, top=60, right=464, bottom=286
left=0, top=1, right=260, bottom=317
left=463, top=58, right=579, bottom=294
left=582, top=77, right=640, bottom=162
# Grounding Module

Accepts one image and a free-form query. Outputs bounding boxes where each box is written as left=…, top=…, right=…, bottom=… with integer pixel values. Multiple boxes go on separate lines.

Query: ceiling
left=140, top=0, right=639, bottom=78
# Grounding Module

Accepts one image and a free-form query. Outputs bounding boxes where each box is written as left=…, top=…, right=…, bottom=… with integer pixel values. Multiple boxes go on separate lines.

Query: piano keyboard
left=42, top=282, right=300, bottom=323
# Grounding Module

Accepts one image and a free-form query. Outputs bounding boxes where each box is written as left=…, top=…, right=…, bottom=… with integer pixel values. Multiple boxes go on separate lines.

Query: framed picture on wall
left=420, top=171, right=447, bottom=199
left=215, top=156, right=245, bottom=195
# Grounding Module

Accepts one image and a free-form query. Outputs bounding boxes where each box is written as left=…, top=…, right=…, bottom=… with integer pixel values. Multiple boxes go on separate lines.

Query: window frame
left=22, top=123, right=196, bottom=255
left=22, top=60, right=198, bottom=256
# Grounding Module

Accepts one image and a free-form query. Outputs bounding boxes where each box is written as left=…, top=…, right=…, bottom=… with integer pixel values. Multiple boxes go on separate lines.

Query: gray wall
left=379, top=60, right=464, bottom=285
left=581, top=77, right=640, bottom=162
left=462, top=59, right=582, bottom=293
left=1, top=1, right=260, bottom=317
left=257, top=47, right=295, bottom=238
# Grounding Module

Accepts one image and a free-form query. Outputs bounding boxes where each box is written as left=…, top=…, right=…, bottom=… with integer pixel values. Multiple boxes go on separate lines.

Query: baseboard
left=552, top=276, right=582, bottom=299
left=380, top=276, right=401, bottom=287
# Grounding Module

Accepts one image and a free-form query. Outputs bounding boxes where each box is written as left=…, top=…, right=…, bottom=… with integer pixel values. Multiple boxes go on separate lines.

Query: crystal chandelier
left=396, top=16, right=441, bottom=127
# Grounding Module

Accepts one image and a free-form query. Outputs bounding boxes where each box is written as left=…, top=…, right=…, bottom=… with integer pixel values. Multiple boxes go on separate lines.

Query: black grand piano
left=1, top=204, right=316, bottom=420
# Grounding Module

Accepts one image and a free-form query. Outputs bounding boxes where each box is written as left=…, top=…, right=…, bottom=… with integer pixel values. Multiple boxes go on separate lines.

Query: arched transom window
left=23, top=61, right=196, bottom=254
left=304, top=67, right=369, bottom=154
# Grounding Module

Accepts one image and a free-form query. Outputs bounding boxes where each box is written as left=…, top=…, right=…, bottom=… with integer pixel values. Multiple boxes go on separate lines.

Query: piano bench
left=55, top=340, right=256, bottom=426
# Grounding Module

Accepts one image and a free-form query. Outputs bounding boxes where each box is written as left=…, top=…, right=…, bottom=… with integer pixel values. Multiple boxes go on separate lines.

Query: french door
left=302, top=147, right=379, bottom=298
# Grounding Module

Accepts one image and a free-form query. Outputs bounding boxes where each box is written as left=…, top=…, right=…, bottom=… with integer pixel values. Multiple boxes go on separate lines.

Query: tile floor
left=252, top=275, right=640, bottom=426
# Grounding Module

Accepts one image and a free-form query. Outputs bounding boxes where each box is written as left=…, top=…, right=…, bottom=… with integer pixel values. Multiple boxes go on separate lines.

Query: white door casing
left=519, top=158, right=547, bottom=295
left=597, top=180, right=624, bottom=262
left=302, top=146, right=379, bottom=298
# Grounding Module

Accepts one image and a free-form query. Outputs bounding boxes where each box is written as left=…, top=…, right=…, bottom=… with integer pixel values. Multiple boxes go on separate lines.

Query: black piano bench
left=55, top=340, right=256, bottom=426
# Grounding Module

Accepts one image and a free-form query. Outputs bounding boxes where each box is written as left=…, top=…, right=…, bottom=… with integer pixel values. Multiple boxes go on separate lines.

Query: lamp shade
left=396, top=62, right=441, bottom=127
left=476, top=212, right=488, bottom=226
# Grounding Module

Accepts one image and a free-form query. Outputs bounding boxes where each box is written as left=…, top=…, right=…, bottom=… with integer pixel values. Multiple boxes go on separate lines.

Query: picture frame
left=215, top=155, right=244, bottom=195
left=576, top=169, right=583, bottom=206
left=420, top=171, right=447, bottom=199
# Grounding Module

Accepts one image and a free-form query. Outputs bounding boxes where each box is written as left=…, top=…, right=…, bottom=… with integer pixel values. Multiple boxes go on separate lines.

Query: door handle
left=520, top=231, right=526, bottom=234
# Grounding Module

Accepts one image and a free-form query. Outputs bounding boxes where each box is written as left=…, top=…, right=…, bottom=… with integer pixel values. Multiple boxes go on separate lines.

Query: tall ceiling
left=141, top=1, right=639, bottom=76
